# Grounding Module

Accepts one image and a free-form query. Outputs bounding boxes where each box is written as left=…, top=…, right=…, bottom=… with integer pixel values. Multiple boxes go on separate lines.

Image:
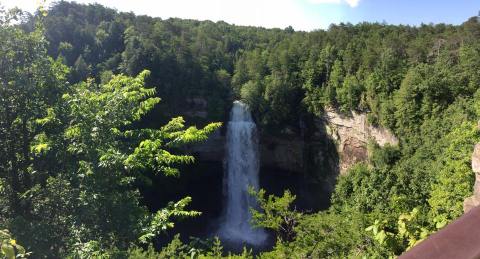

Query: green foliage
left=331, top=163, right=397, bottom=214
left=259, top=210, right=367, bottom=258
left=249, top=188, right=301, bottom=242
left=125, top=117, right=221, bottom=176
left=336, top=74, right=364, bottom=112
left=0, top=230, right=28, bottom=259
left=139, top=197, right=201, bottom=244
left=428, top=122, right=480, bottom=221
left=127, top=235, right=253, bottom=259
left=365, top=208, right=435, bottom=256
left=329, top=99, right=480, bottom=256
left=58, top=70, right=218, bottom=256
left=0, top=7, right=221, bottom=257
left=368, top=143, right=401, bottom=170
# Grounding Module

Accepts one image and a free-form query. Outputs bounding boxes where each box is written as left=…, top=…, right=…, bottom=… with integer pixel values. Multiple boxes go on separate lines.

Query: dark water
left=139, top=160, right=331, bottom=253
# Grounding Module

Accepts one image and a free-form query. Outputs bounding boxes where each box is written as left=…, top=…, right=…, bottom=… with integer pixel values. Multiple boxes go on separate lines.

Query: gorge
left=2, top=2, right=479, bottom=257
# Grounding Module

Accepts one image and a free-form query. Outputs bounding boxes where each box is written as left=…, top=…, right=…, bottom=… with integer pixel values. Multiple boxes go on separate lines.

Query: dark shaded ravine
left=139, top=158, right=333, bottom=251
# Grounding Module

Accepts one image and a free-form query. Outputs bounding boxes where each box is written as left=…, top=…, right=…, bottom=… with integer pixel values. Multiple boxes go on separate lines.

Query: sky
left=0, top=0, right=479, bottom=31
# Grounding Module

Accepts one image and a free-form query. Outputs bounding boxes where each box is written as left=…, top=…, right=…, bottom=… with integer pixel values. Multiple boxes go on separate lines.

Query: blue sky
left=1, top=0, right=479, bottom=31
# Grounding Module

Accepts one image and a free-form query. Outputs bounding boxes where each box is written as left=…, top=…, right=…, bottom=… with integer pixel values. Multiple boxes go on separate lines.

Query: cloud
left=308, top=0, right=360, bottom=8
left=344, top=0, right=360, bottom=7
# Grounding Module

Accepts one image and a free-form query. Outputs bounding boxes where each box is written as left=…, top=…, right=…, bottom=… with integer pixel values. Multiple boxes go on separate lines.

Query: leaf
left=14, top=244, right=26, bottom=255
left=376, top=230, right=387, bottom=245
left=435, top=219, right=447, bottom=229
left=1, top=243, right=15, bottom=259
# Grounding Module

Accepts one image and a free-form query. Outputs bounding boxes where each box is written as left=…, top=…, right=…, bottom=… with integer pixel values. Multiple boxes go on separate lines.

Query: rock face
left=259, top=135, right=305, bottom=173
left=189, top=129, right=225, bottom=162
left=189, top=108, right=399, bottom=176
left=189, top=130, right=306, bottom=174
left=463, top=143, right=480, bottom=213
left=321, top=108, right=399, bottom=174
left=184, top=97, right=209, bottom=119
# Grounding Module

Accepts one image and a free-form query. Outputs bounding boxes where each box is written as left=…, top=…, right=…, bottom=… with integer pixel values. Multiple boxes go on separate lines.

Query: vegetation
left=0, top=1, right=479, bottom=258
left=0, top=6, right=220, bottom=258
left=0, top=229, right=28, bottom=259
left=249, top=188, right=301, bottom=243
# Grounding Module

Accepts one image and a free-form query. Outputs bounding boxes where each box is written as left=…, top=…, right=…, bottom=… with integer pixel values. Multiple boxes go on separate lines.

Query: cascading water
left=218, top=101, right=267, bottom=245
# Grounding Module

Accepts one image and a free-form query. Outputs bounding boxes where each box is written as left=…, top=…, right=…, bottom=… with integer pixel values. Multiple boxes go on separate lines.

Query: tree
left=57, top=71, right=221, bottom=255
left=0, top=9, right=68, bottom=222
left=72, top=54, right=90, bottom=81
left=336, top=74, right=363, bottom=112
left=249, top=188, right=301, bottom=242
left=0, top=8, right=222, bottom=256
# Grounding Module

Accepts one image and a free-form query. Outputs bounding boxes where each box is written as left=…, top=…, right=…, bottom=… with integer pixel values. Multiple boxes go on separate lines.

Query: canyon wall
left=320, top=108, right=399, bottom=174
left=189, top=108, right=398, bottom=177
left=188, top=130, right=307, bottom=174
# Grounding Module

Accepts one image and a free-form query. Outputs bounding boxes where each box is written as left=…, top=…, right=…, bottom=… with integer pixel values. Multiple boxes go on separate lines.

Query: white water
left=218, top=101, right=267, bottom=245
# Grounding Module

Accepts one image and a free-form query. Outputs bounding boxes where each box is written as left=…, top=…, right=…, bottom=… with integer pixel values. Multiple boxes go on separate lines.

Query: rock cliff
left=189, top=108, right=399, bottom=177
left=321, top=108, right=399, bottom=174
left=260, top=136, right=305, bottom=173
left=188, top=129, right=308, bottom=174
left=188, top=129, right=225, bottom=162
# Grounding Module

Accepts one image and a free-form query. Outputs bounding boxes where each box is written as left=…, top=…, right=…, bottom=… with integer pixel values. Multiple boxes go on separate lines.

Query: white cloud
left=345, top=0, right=360, bottom=7
left=308, top=0, right=360, bottom=8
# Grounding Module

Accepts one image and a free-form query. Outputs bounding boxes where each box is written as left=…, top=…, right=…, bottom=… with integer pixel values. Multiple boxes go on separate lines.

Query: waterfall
left=218, top=101, right=267, bottom=245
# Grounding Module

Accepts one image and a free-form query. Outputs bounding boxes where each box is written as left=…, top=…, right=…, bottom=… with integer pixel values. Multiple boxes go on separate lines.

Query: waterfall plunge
left=218, top=101, right=267, bottom=245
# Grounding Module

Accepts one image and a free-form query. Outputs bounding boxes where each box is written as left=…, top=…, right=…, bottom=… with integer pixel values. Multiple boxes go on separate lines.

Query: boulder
left=464, top=195, right=480, bottom=213
left=463, top=139, right=480, bottom=213
left=472, top=143, right=480, bottom=173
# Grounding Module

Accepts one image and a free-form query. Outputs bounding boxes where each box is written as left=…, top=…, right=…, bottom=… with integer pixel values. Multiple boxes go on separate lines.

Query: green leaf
left=1, top=243, right=15, bottom=259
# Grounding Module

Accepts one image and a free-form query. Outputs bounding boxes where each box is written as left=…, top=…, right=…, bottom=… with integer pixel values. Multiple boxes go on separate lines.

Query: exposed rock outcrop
left=463, top=143, right=480, bottom=213
left=321, top=108, right=399, bottom=174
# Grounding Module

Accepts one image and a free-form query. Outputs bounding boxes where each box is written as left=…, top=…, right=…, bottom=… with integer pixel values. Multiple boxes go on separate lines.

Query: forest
left=1, top=1, right=480, bottom=258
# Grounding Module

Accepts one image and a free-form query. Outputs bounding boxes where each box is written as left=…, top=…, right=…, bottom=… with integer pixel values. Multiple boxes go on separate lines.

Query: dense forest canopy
left=1, top=1, right=480, bottom=258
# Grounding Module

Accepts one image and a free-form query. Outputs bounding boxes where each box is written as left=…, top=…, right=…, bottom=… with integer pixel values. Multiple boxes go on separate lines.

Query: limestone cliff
left=321, top=108, right=399, bottom=174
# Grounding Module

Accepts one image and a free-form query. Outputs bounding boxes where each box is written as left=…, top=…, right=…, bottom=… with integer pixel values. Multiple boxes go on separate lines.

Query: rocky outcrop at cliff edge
left=463, top=142, right=480, bottom=213
left=321, top=108, right=399, bottom=175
